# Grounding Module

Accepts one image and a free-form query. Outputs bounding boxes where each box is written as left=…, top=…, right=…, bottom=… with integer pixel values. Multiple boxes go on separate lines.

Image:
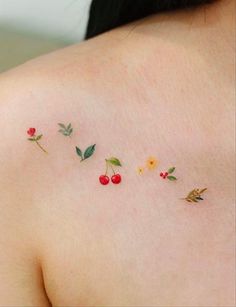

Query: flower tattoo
left=27, top=128, right=47, bottom=153
left=137, top=159, right=178, bottom=183
left=146, top=157, right=158, bottom=170
left=137, top=167, right=145, bottom=175
left=137, top=156, right=158, bottom=175
left=99, top=157, right=122, bottom=185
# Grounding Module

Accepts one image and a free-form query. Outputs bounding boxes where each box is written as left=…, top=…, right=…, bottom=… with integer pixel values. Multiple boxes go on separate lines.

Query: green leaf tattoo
left=58, top=123, right=73, bottom=137
left=84, top=145, right=96, bottom=160
left=107, top=157, right=122, bottom=166
left=76, top=147, right=83, bottom=159
left=168, top=167, right=175, bottom=174
left=167, top=175, right=177, bottom=181
left=35, top=134, right=43, bottom=141
left=76, top=144, right=96, bottom=162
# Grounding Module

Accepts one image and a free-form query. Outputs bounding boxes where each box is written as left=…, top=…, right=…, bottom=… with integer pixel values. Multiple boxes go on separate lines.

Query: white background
left=0, top=0, right=92, bottom=42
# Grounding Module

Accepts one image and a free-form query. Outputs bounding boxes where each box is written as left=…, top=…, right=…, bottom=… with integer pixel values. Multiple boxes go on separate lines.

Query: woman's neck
left=103, top=0, right=235, bottom=84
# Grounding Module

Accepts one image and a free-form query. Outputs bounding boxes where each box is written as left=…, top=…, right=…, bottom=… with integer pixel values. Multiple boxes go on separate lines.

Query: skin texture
left=0, top=0, right=235, bottom=306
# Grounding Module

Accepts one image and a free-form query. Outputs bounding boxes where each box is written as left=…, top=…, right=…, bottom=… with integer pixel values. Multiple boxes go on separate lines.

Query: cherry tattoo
left=160, top=167, right=177, bottom=181
left=99, top=174, right=110, bottom=185
left=99, top=157, right=122, bottom=185
left=111, top=173, right=122, bottom=184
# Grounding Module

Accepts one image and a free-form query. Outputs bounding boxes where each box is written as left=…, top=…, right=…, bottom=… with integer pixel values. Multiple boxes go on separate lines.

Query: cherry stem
left=110, top=164, right=116, bottom=175
left=105, top=160, right=109, bottom=175
left=105, top=159, right=116, bottom=175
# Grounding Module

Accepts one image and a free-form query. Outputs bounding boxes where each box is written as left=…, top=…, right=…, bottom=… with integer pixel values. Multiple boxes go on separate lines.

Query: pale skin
left=0, top=0, right=235, bottom=305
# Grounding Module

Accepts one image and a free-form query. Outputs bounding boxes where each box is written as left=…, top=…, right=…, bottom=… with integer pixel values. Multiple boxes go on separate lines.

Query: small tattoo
left=146, top=157, right=158, bottom=170
left=160, top=167, right=177, bottom=181
left=76, top=144, right=96, bottom=162
left=137, top=167, right=145, bottom=175
left=99, top=157, right=122, bottom=185
left=58, top=123, right=73, bottom=137
left=137, top=157, right=158, bottom=175
left=27, top=128, right=47, bottom=153
left=183, top=188, right=207, bottom=203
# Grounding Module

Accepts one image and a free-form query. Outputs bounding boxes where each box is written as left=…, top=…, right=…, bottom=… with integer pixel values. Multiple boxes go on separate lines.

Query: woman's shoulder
left=0, top=13, right=235, bottom=304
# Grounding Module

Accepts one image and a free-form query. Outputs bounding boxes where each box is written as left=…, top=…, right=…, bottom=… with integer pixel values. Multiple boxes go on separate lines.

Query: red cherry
left=99, top=175, right=110, bottom=185
left=111, top=174, right=122, bottom=184
left=160, top=172, right=164, bottom=177
left=165, top=172, right=168, bottom=176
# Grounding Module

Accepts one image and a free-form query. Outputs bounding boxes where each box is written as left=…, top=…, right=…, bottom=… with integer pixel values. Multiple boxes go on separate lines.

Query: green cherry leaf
left=28, top=138, right=35, bottom=141
left=168, top=167, right=175, bottom=174
left=107, top=157, right=122, bottom=166
left=76, top=146, right=83, bottom=159
left=167, top=176, right=177, bottom=181
left=67, top=123, right=72, bottom=130
left=83, top=144, right=96, bottom=160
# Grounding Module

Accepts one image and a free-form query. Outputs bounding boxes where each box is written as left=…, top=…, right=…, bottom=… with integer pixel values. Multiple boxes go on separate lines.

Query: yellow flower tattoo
left=146, top=157, right=158, bottom=170
left=137, top=167, right=145, bottom=175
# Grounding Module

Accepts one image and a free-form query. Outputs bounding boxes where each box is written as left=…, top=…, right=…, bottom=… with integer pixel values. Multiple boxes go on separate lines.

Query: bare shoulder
left=0, top=72, right=53, bottom=304
left=0, top=14, right=234, bottom=304
left=0, top=38, right=100, bottom=304
left=0, top=42, right=113, bottom=305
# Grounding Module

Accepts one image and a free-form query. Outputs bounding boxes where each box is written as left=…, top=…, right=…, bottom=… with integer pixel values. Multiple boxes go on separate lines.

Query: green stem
left=105, top=159, right=115, bottom=175
left=105, top=160, right=109, bottom=175
left=36, top=141, right=48, bottom=154
left=110, top=164, right=116, bottom=175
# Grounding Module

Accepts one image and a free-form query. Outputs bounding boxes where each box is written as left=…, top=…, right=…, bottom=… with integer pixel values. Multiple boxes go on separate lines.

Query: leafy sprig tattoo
left=183, top=188, right=207, bottom=203
left=76, top=144, right=96, bottom=162
left=58, top=123, right=73, bottom=137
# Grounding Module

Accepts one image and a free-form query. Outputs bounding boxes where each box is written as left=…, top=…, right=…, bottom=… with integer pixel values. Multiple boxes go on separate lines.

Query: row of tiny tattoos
left=138, top=157, right=177, bottom=181
left=26, top=127, right=207, bottom=203
left=27, top=122, right=74, bottom=153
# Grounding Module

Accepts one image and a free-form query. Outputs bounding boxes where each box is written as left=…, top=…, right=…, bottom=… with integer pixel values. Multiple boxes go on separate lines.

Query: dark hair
left=86, top=0, right=212, bottom=39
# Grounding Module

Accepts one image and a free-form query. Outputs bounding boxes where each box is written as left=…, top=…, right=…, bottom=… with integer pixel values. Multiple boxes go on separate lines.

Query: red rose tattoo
left=27, top=128, right=47, bottom=153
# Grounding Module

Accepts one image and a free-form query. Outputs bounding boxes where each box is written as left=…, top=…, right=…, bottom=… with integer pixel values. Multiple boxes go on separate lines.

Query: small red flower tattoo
left=99, top=157, right=122, bottom=185
left=27, top=128, right=36, bottom=137
left=160, top=167, right=177, bottom=181
left=27, top=128, right=47, bottom=153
